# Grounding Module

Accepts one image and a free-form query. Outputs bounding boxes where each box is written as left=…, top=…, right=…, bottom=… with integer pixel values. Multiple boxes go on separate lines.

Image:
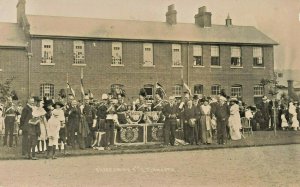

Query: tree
left=0, top=76, right=15, bottom=102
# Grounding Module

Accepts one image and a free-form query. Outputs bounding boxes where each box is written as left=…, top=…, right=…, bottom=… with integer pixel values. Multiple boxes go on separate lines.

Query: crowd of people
left=0, top=87, right=299, bottom=160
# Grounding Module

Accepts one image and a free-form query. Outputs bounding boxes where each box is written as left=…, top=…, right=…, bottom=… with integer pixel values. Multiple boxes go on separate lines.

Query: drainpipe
left=187, top=42, right=190, bottom=86
left=27, top=52, right=32, bottom=97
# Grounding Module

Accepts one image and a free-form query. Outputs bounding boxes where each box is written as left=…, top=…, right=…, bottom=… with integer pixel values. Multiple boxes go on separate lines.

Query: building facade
left=0, top=1, right=278, bottom=104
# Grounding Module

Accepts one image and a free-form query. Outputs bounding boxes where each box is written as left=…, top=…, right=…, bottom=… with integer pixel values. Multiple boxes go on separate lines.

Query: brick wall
left=0, top=48, right=28, bottom=103
left=29, top=38, right=274, bottom=104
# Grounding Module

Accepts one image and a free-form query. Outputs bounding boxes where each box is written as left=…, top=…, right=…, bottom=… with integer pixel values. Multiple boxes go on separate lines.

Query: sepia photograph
left=0, top=0, right=299, bottom=186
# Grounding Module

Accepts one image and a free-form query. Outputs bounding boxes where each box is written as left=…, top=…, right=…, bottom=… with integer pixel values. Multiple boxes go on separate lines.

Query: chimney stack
left=226, top=14, right=232, bottom=26
left=194, top=6, right=212, bottom=27
left=166, top=4, right=177, bottom=25
left=16, top=0, right=26, bottom=25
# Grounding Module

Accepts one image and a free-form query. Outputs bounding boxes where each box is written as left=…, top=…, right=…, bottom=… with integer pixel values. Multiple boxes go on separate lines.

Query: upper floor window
left=194, top=84, right=203, bottom=95
left=112, top=42, right=122, bottom=65
left=254, top=85, right=264, bottom=96
left=74, top=40, right=85, bottom=64
left=211, top=46, right=220, bottom=66
left=231, top=47, right=242, bottom=67
left=231, top=85, right=242, bottom=98
left=172, top=84, right=183, bottom=97
left=40, top=83, right=54, bottom=98
left=143, top=43, right=153, bottom=66
left=193, top=45, right=203, bottom=66
left=172, top=44, right=182, bottom=66
left=42, top=39, right=53, bottom=64
left=211, top=85, right=221, bottom=96
left=253, top=47, right=264, bottom=67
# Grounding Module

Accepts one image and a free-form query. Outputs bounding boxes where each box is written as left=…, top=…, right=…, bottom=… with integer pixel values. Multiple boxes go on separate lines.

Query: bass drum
left=125, top=111, right=144, bottom=124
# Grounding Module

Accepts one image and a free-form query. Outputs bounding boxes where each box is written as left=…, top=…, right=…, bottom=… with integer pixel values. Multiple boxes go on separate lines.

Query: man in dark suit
left=260, top=96, right=271, bottom=130
left=162, top=96, right=179, bottom=146
left=214, top=96, right=230, bottom=145
left=19, top=97, right=34, bottom=157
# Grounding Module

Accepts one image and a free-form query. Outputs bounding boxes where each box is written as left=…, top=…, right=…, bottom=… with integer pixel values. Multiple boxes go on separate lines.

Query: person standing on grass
left=3, top=97, right=18, bottom=147
left=199, top=98, right=213, bottom=144
left=183, top=100, right=198, bottom=145
left=46, top=102, right=65, bottom=159
left=228, top=98, right=242, bottom=140
left=214, top=96, right=230, bottom=145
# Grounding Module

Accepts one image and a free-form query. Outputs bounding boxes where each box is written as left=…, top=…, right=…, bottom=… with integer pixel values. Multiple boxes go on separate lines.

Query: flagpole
left=81, top=67, right=83, bottom=102
left=66, top=73, right=69, bottom=104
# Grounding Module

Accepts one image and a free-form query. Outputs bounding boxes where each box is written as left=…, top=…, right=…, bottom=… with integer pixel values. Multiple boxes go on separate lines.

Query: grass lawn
left=0, top=130, right=299, bottom=160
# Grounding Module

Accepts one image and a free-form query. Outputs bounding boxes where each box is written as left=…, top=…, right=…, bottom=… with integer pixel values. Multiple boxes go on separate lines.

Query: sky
left=0, top=0, right=299, bottom=70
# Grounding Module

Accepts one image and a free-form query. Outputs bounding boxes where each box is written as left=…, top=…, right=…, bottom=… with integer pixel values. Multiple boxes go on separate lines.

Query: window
left=231, top=47, right=241, bottom=67
left=40, top=83, right=54, bottom=98
left=42, top=39, right=53, bottom=64
left=143, top=43, right=153, bottom=66
left=194, top=84, right=203, bottom=95
left=253, top=47, right=263, bottom=67
left=111, top=84, right=124, bottom=90
left=193, top=45, right=203, bottom=66
left=231, top=85, right=242, bottom=98
left=211, top=85, right=221, bottom=96
left=112, top=42, right=122, bottom=65
left=144, top=84, right=154, bottom=99
left=172, top=84, right=183, bottom=96
left=211, top=46, right=220, bottom=66
left=74, top=40, right=85, bottom=64
left=254, top=85, right=264, bottom=96
left=172, top=44, right=181, bottom=66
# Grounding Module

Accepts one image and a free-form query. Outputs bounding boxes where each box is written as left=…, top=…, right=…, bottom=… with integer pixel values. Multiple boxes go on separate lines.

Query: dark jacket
left=162, top=103, right=179, bottom=120
left=20, top=104, right=32, bottom=132
left=214, top=103, right=230, bottom=121
left=82, top=104, right=96, bottom=124
left=183, top=106, right=197, bottom=122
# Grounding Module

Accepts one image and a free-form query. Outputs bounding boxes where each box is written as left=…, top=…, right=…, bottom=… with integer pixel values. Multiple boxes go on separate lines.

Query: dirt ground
left=0, top=144, right=299, bottom=187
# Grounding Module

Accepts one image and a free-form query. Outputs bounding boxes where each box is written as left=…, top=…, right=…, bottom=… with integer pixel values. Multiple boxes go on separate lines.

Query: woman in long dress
left=199, top=98, right=212, bottom=144
left=289, top=102, right=299, bottom=131
left=33, top=100, right=48, bottom=153
left=228, top=98, right=242, bottom=140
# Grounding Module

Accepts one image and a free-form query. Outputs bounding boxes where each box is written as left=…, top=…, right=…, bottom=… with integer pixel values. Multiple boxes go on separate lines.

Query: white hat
left=102, top=94, right=108, bottom=100
left=262, top=96, right=268, bottom=100
left=84, top=95, right=89, bottom=100
left=219, top=96, right=227, bottom=101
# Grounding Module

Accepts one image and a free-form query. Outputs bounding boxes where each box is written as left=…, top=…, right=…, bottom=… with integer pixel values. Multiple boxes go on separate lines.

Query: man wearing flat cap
left=162, top=96, right=179, bottom=146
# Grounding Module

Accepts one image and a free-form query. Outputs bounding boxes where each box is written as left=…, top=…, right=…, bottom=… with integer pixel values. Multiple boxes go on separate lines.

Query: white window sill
left=253, top=66, right=265, bottom=69
left=143, top=65, right=155, bottom=68
left=111, top=64, right=124, bottom=67
left=72, top=64, right=87, bottom=67
left=210, top=66, right=222, bottom=68
left=230, top=66, right=243, bottom=69
left=0, top=69, right=3, bottom=72
left=40, top=63, right=55, bottom=66
left=193, top=65, right=205, bottom=68
left=172, top=65, right=183, bottom=68
left=254, top=95, right=263, bottom=97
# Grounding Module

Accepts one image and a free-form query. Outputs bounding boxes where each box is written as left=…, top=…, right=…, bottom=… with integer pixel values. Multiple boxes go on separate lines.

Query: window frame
left=112, top=42, right=123, bottom=66
left=194, top=84, right=204, bottom=95
left=253, top=47, right=264, bottom=67
left=231, top=85, right=243, bottom=98
left=253, top=85, right=264, bottom=97
left=40, top=83, right=54, bottom=98
left=230, top=46, right=242, bottom=67
left=211, top=45, right=220, bottom=66
left=211, top=84, right=221, bottom=96
left=144, top=84, right=154, bottom=99
left=143, top=43, right=154, bottom=67
left=73, top=40, right=85, bottom=65
left=41, top=39, right=53, bottom=64
left=172, top=84, right=183, bottom=97
left=193, top=45, right=203, bottom=66
left=172, top=44, right=182, bottom=67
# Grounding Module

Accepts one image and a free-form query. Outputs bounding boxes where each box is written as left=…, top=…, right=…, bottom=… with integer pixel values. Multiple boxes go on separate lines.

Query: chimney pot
left=226, top=14, right=232, bottom=26
left=195, top=6, right=212, bottom=27
left=166, top=4, right=177, bottom=25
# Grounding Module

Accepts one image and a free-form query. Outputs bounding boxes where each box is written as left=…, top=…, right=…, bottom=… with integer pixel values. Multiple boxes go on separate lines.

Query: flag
left=80, top=69, right=85, bottom=97
left=155, top=82, right=166, bottom=99
left=183, top=82, right=192, bottom=96
left=67, top=82, right=76, bottom=97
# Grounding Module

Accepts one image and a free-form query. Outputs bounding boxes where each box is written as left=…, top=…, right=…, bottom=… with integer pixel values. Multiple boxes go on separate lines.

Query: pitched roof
left=27, top=15, right=278, bottom=45
left=0, top=22, right=27, bottom=47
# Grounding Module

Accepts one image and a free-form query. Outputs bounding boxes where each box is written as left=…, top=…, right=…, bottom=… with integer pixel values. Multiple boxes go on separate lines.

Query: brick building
left=1, top=1, right=278, bottom=104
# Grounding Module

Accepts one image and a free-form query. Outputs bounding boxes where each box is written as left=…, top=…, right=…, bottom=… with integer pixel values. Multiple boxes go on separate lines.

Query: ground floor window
left=173, top=84, right=183, bottom=97
left=194, top=84, right=203, bottom=95
left=144, top=84, right=154, bottom=99
left=40, top=83, right=54, bottom=98
left=211, top=85, right=220, bottom=96
left=231, top=85, right=242, bottom=98
left=254, top=85, right=264, bottom=96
